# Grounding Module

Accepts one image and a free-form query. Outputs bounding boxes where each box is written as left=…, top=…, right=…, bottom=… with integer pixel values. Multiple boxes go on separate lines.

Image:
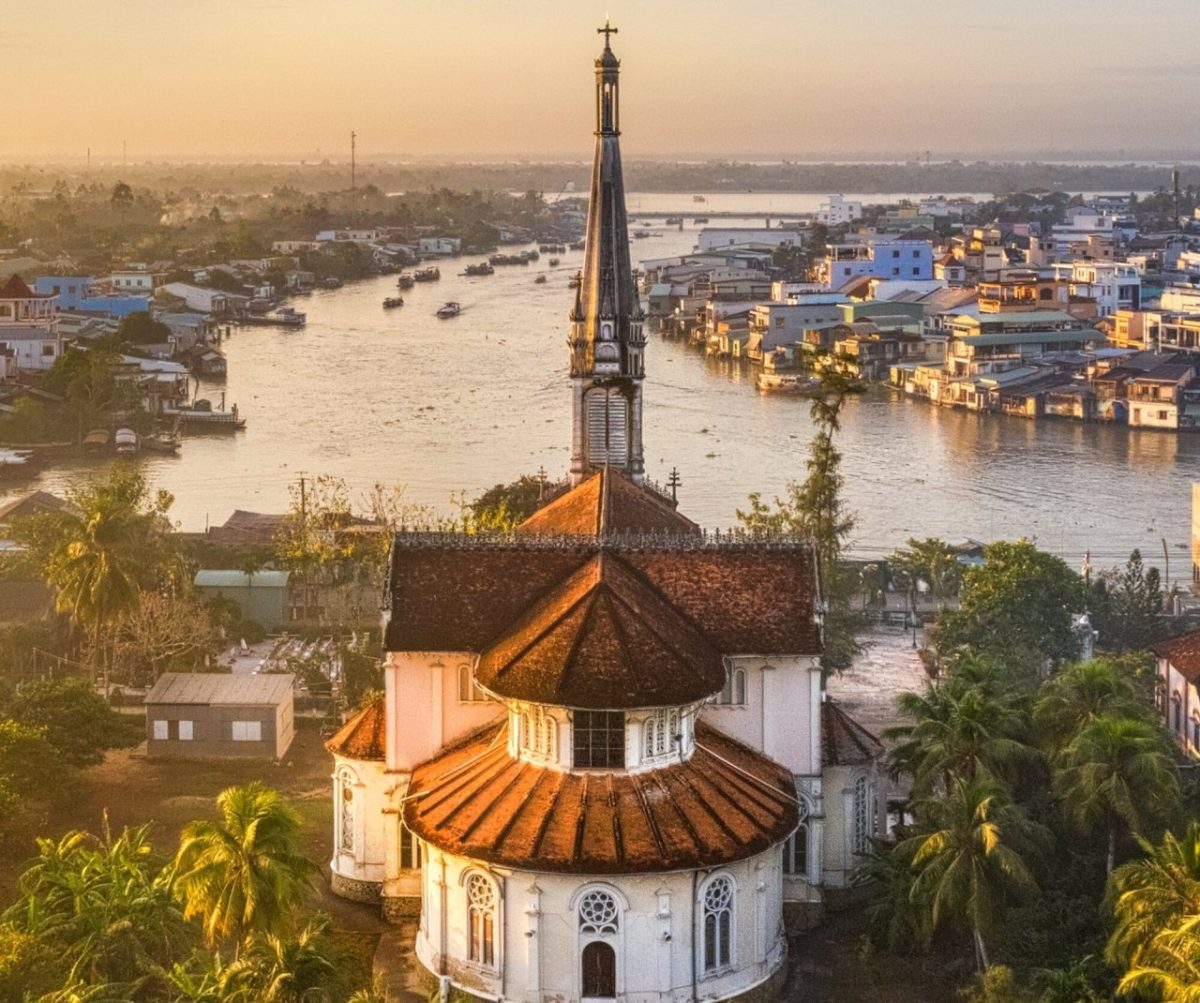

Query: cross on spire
left=597, top=19, right=618, bottom=47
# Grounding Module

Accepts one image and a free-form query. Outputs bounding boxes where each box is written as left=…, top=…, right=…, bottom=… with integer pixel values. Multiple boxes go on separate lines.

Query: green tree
left=172, top=783, right=319, bottom=952
left=14, top=466, right=178, bottom=689
left=6, top=678, right=140, bottom=766
left=887, top=664, right=1039, bottom=798
left=1054, top=715, right=1178, bottom=875
left=116, top=310, right=171, bottom=346
left=1107, top=821, right=1200, bottom=973
left=738, top=353, right=866, bottom=672
left=1092, top=549, right=1169, bottom=654
left=1, top=821, right=191, bottom=995
left=903, top=776, right=1046, bottom=971
left=1033, top=657, right=1149, bottom=754
left=889, top=537, right=964, bottom=599
left=219, top=915, right=338, bottom=1002
left=470, top=474, right=546, bottom=529
left=936, top=541, right=1086, bottom=668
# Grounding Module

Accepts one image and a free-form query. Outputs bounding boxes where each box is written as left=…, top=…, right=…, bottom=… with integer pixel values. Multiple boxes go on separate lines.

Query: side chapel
left=327, top=25, right=883, bottom=1003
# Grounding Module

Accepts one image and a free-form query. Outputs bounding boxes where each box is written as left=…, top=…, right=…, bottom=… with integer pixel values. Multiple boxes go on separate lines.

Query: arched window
left=338, top=769, right=355, bottom=853
left=782, top=799, right=810, bottom=876
left=578, top=888, right=620, bottom=935
left=458, top=664, right=484, bottom=702
left=702, top=875, right=734, bottom=973
left=466, top=873, right=497, bottom=968
left=717, top=667, right=746, bottom=706
left=400, top=822, right=422, bottom=871
left=518, top=706, right=557, bottom=760
left=521, top=711, right=532, bottom=749
left=1173, top=694, right=1183, bottom=733
left=852, top=775, right=871, bottom=855
left=643, top=708, right=680, bottom=759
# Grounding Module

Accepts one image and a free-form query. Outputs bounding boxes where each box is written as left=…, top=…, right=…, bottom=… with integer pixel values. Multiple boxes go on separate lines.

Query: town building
left=816, top=195, right=863, bottom=226
left=819, top=239, right=933, bottom=288
left=1153, top=630, right=1200, bottom=756
left=696, top=227, right=803, bottom=251
left=1050, top=261, right=1142, bottom=317
left=194, top=569, right=292, bottom=631
left=0, top=274, right=65, bottom=370
left=110, top=268, right=167, bottom=293
left=144, top=672, right=295, bottom=760
left=33, top=276, right=150, bottom=317
left=326, top=31, right=882, bottom=1003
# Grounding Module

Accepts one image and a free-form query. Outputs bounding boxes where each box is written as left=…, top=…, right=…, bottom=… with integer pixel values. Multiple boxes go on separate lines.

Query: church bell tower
left=569, top=22, right=646, bottom=485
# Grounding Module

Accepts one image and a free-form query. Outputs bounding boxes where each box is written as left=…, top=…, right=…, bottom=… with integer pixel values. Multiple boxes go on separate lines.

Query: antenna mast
left=351, top=131, right=357, bottom=196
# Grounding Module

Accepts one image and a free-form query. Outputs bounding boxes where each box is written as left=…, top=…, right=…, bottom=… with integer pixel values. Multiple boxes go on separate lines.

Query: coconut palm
left=1117, top=932, right=1200, bottom=1001
left=1034, top=657, right=1148, bottom=753
left=14, top=466, right=175, bottom=690
left=219, top=914, right=337, bottom=1003
left=1107, top=821, right=1200, bottom=971
left=887, top=681, right=1039, bottom=797
left=1053, top=714, right=1178, bottom=875
left=172, top=783, right=320, bottom=952
left=901, top=775, right=1046, bottom=971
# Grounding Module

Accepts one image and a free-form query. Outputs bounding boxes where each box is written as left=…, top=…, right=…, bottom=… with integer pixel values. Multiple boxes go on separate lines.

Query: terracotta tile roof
left=0, top=274, right=41, bottom=299
left=821, top=700, right=883, bottom=766
left=1154, top=629, right=1200, bottom=681
left=476, top=553, right=725, bottom=708
left=385, top=537, right=821, bottom=657
left=404, top=720, right=798, bottom=873
left=325, top=695, right=386, bottom=760
left=518, top=469, right=700, bottom=537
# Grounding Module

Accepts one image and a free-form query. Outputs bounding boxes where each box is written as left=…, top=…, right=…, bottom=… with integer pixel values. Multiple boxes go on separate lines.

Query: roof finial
left=598, top=18, right=618, bottom=48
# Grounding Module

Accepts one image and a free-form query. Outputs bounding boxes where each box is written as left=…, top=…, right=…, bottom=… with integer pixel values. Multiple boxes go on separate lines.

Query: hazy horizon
left=9, top=0, right=1200, bottom=161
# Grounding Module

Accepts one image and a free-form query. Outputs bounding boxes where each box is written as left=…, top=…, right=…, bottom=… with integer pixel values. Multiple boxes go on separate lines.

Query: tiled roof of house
left=1154, top=629, right=1200, bottom=681
left=0, top=274, right=50, bottom=299
left=325, top=696, right=387, bottom=761
left=404, top=720, right=798, bottom=874
left=476, top=553, right=725, bottom=708
left=821, top=700, right=884, bottom=766
left=518, top=469, right=700, bottom=537
left=384, top=535, right=821, bottom=657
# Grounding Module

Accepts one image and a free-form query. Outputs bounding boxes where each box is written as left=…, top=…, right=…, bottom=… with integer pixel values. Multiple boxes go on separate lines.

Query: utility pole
left=299, top=474, right=309, bottom=620
left=350, top=131, right=357, bottom=196
left=667, top=466, right=681, bottom=503
left=1163, top=536, right=1171, bottom=596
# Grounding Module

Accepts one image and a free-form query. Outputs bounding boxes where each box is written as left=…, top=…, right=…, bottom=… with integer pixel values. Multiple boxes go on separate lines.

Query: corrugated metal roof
left=194, top=569, right=290, bottom=589
left=144, top=672, right=295, bottom=706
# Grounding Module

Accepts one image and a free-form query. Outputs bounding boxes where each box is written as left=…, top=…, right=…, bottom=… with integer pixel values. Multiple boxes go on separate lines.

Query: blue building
left=34, top=276, right=150, bottom=317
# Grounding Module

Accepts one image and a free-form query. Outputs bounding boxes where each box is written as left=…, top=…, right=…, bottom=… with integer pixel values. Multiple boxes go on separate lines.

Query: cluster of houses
left=646, top=191, right=1200, bottom=431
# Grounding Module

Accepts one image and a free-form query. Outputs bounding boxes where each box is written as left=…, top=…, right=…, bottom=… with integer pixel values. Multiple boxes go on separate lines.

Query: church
left=327, top=26, right=883, bottom=1003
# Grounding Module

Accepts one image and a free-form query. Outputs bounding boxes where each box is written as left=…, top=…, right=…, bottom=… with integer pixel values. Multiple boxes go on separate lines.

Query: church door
left=581, top=941, right=616, bottom=999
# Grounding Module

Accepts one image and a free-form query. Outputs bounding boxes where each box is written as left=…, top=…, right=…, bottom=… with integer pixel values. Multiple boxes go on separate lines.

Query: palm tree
left=219, top=915, right=337, bottom=1003
left=1116, top=933, right=1200, bottom=1001
left=902, top=775, right=1046, bottom=971
left=1053, top=715, right=1178, bottom=876
left=1034, top=658, right=1147, bottom=753
left=1107, top=821, right=1200, bottom=971
left=14, top=466, right=175, bottom=692
left=887, top=681, right=1039, bottom=797
left=172, top=783, right=320, bottom=952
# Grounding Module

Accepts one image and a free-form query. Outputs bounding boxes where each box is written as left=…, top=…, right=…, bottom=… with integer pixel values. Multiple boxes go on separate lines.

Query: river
left=16, top=201, right=1198, bottom=581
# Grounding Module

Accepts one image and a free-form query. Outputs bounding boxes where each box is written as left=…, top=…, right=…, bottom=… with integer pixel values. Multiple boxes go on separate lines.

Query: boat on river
left=464, top=262, right=494, bottom=276
left=141, top=432, right=180, bottom=454
left=436, top=302, right=461, bottom=319
left=397, top=274, right=415, bottom=289
left=162, top=398, right=246, bottom=430
left=414, top=267, right=441, bottom=282
left=383, top=297, right=404, bottom=309
left=548, top=257, right=560, bottom=266
left=82, top=429, right=110, bottom=455
left=114, top=428, right=139, bottom=455
left=240, top=306, right=306, bottom=328
left=756, top=372, right=820, bottom=395
left=534, top=275, right=547, bottom=284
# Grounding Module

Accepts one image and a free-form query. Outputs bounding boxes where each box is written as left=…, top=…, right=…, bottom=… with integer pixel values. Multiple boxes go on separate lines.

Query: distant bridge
left=626, top=210, right=811, bottom=222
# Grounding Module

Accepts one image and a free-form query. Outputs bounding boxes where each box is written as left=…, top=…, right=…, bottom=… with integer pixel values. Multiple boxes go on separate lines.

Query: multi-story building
left=0, top=275, right=64, bottom=371
left=1050, top=261, right=1141, bottom=317
left=819, top=239, right=933, bottom=288
left=816, top=194, right=862, bottom=226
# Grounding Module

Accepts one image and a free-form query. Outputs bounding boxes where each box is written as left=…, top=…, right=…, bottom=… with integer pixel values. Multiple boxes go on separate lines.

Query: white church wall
left=385, top=651, right=503, bottom=771
left=820, top=763, right=878, bottom=889
left=700, top=656, right=822, bottom=777
left=330, top=754, right=388, bottom=901
left=415, top=846, right=788, bottom=1003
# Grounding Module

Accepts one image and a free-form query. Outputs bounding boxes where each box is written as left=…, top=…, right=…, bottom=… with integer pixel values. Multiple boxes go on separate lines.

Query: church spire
left=569, top=21, right=646, bottom=486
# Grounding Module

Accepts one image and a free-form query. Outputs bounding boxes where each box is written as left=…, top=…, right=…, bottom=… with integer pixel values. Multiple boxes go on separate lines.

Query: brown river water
left=14, top=203, right=1199, bottom=581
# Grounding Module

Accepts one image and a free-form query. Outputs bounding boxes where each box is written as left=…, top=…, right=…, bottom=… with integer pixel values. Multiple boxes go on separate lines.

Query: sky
left=7, top=0, right=1200, bottom=162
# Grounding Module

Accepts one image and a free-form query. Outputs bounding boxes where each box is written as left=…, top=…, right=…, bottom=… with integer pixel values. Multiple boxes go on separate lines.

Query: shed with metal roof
left=143, top=671, right=295, bottom=760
